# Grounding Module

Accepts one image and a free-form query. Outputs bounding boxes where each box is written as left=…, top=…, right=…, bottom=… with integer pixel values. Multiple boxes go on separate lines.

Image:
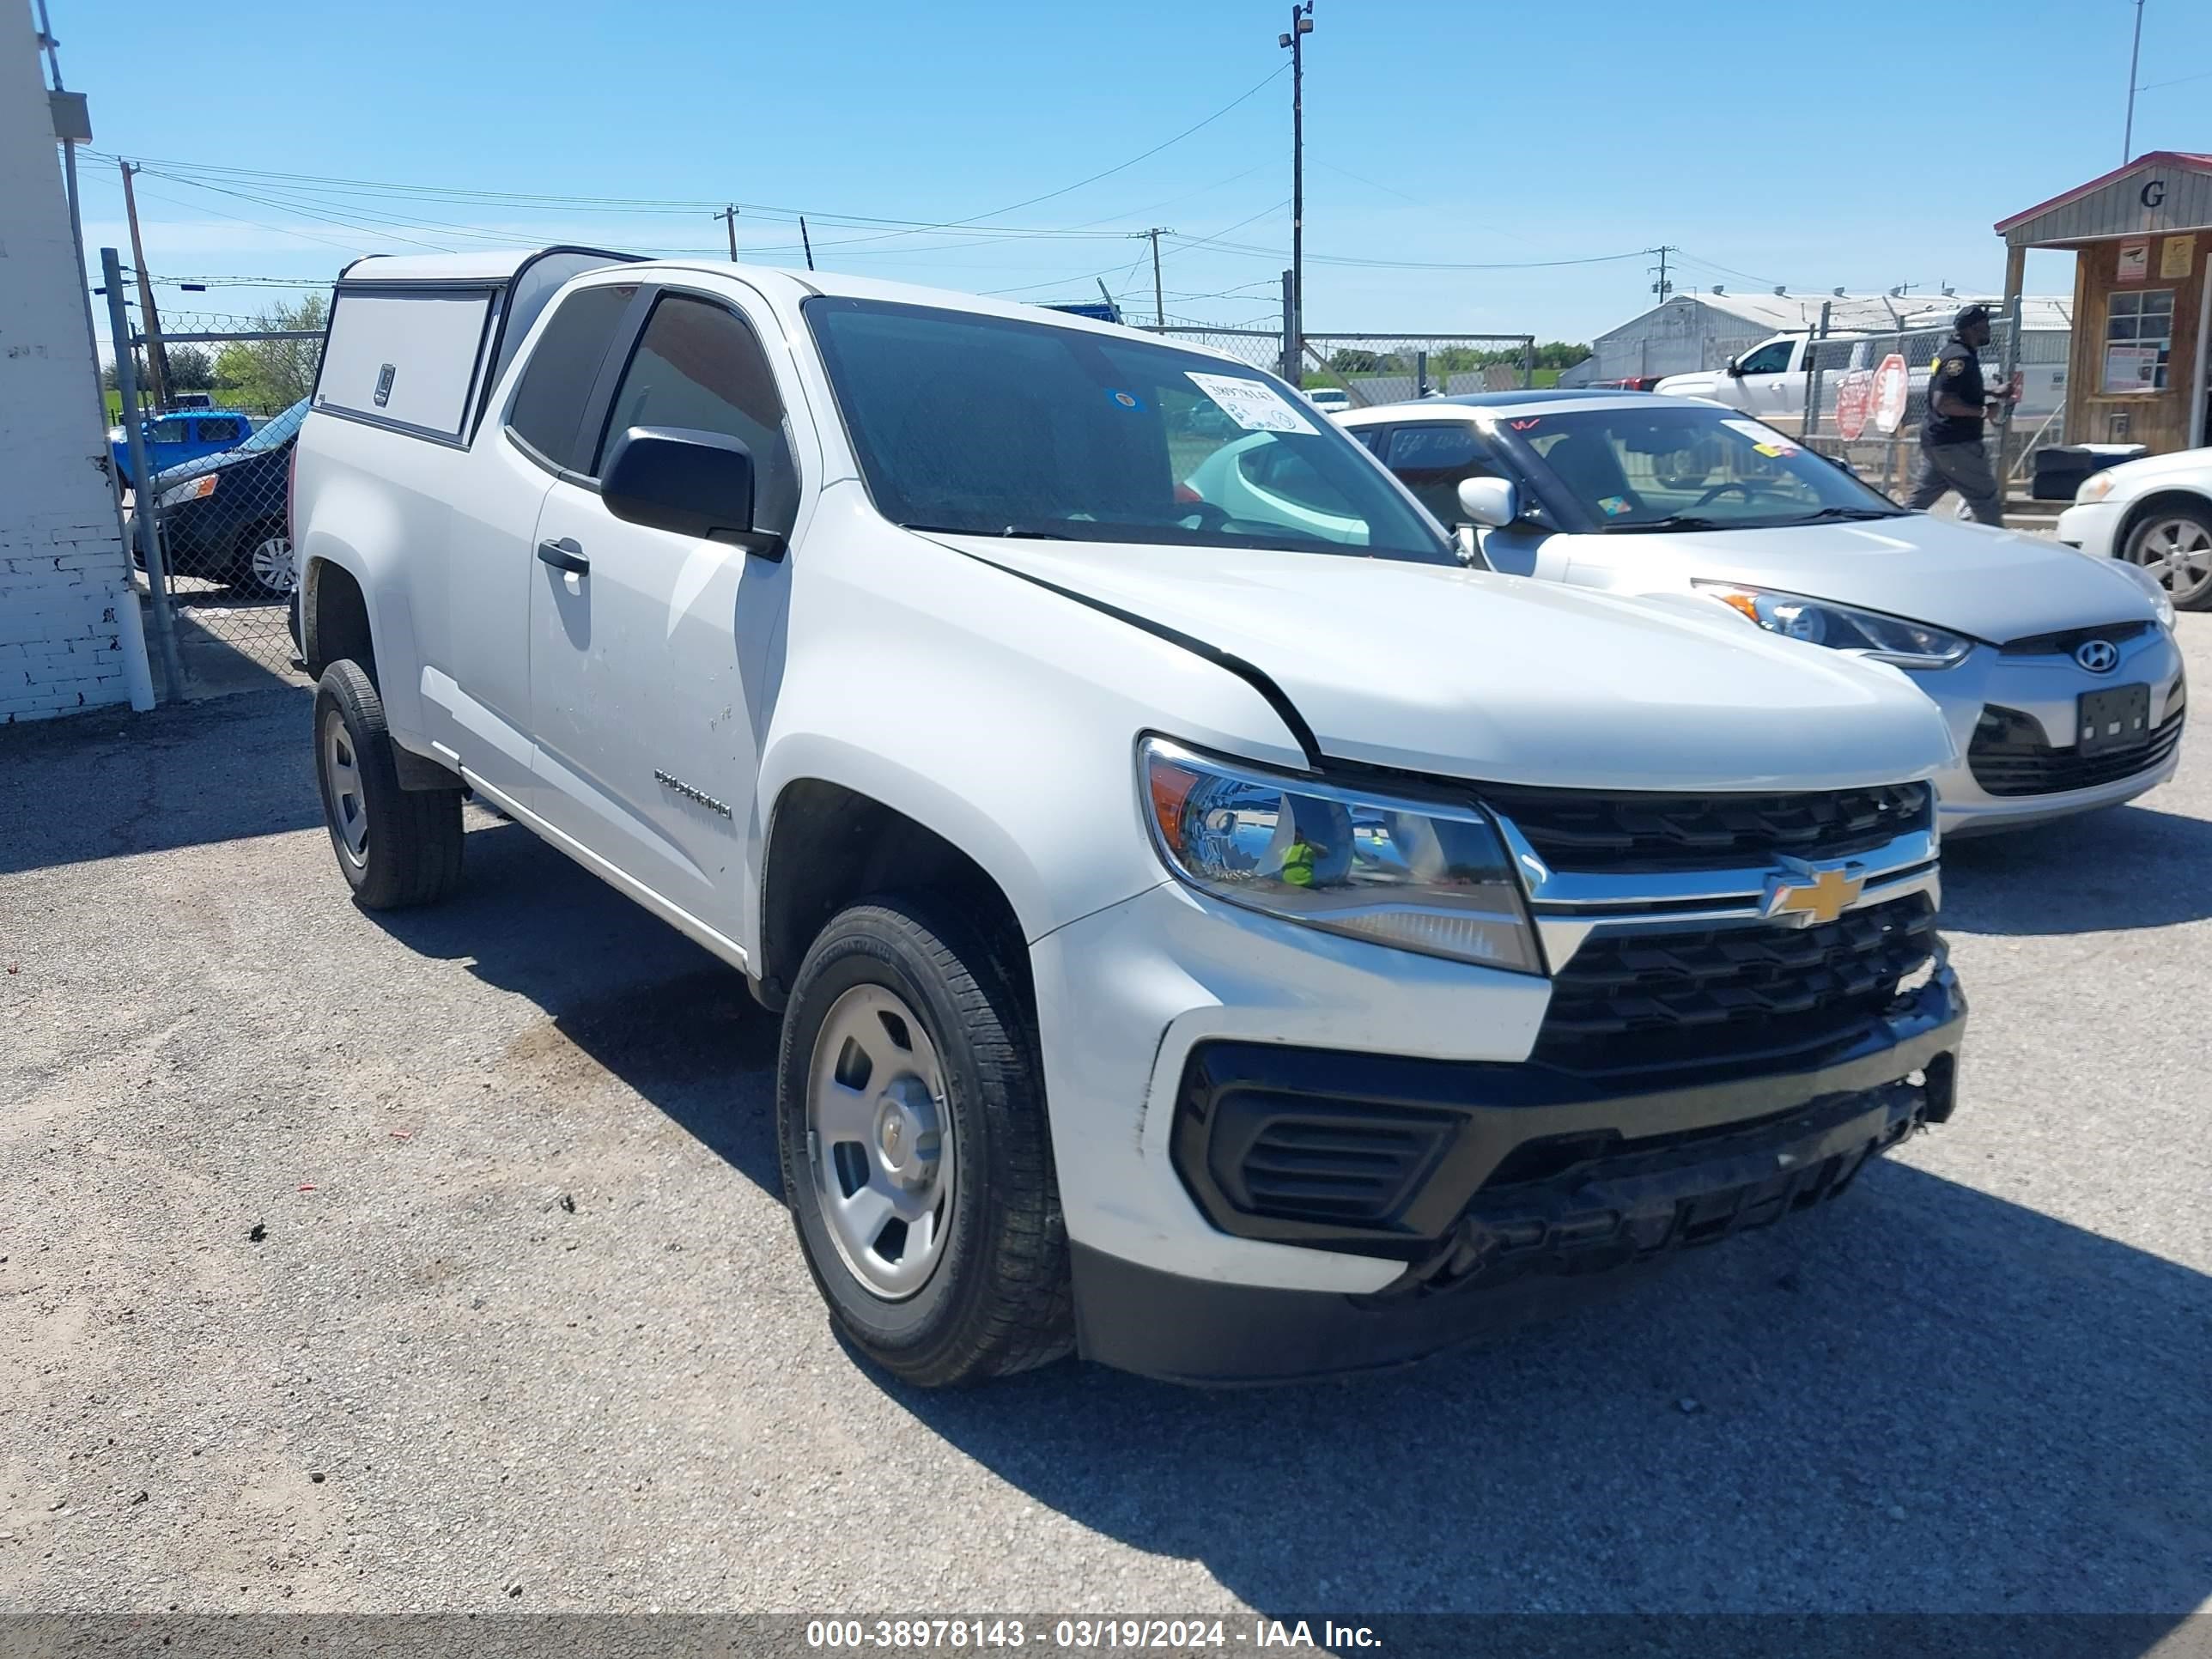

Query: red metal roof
left=1996, top=151, right=2212, bottom=234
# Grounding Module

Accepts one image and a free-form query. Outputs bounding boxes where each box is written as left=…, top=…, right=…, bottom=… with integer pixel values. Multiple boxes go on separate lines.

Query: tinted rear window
left=507, top=285, right=633, bottom=471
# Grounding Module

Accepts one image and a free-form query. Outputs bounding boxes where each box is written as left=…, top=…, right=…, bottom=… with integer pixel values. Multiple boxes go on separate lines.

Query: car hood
left=1655, top=373, right=1727, bottom=397
left=925, top=533, right=1956, bottom=792
left=1597, top=514, right=2165, bottom=642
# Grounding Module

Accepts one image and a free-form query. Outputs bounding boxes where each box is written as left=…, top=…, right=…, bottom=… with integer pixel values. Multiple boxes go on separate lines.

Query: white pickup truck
left=292, top=247, right=1967, bottom=1385
left=1656, top=331, right=2063, bottom=428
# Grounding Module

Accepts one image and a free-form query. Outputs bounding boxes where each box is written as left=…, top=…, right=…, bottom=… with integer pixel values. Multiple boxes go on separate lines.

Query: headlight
left=2118, top=559, right=2177, bottom=628
left=1693, top=581, right=1973, bottom=669
left=155, top=474, right=219, bottom=508
left=1140, top=737, right=1542, bottom=973
left=2073, top=471, right=2118, bottom=504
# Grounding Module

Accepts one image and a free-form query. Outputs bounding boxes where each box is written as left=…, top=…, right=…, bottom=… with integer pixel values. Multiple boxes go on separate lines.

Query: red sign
left=1870, top=353, right=1910, bottom=434
left=1834, top=368, right=1875, bottom=441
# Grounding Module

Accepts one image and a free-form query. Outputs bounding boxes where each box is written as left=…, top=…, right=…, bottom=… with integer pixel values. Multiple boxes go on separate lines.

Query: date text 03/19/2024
left=802, top=1619, right=1383, bottom=1650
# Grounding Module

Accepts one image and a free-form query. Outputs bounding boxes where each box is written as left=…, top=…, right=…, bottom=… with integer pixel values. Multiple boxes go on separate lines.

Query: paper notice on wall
left=1184, top=372, right=1317, bottom=434
left=2117, top=240, right=2150, bottom=283
left=2160, top=235, right=2195, bottom=280
left=2102, top=344, right=2158, bottom=395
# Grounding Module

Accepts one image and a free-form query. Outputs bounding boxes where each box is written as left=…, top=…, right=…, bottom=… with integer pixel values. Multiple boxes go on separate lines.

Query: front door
left=526, top=288, right=804, bottom=939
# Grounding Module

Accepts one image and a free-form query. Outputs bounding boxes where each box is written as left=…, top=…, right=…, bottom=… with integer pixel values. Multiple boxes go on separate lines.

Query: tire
left=313, top=660, right=465, bottom=909
left=777, top=896, right=1071, bottom=1387
left=230, top=524, right=296, bottom=601
left=2124, top=505, right=2212, bottom=612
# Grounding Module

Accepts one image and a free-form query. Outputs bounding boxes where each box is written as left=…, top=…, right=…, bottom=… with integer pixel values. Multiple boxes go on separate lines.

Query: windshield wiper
left=1605, top=514, right=1730, bottom=533
left=898, top=521, right=1072, bottom=540
left=1787, top=505, right=1906, bottom=522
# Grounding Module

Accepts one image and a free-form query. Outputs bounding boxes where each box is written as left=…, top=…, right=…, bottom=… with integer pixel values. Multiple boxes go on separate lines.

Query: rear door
left=438, top=281, right=641, bottom=805
left=526, top=285, right=804, bottom=937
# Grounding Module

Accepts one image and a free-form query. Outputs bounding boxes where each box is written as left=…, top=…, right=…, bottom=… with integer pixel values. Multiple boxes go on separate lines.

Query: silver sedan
left=1323, top=392, right=2185, bottom=836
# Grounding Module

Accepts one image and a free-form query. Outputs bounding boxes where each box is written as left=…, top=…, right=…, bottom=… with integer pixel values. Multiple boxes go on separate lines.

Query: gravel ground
left=1, top=622, right=2208, bottom=1621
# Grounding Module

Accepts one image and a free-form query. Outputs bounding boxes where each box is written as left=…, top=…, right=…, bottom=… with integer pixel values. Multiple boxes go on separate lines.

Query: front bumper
left=1031, top=872, right=1965, bottom=1383
left=1911, top=629, right=2186, bottom=835
left=2054, top=498, right=2121, bottom=557
left=1073, top=973, right=1962, bottom=1383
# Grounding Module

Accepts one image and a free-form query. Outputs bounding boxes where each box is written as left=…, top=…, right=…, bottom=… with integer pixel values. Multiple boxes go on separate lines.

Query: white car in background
left=1304, top=386, right=1352, bottom=416
left=2056, top=445, right=2212, bottom=612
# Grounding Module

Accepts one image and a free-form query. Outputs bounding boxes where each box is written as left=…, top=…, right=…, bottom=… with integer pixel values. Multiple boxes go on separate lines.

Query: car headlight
left=155, top=474, right=219, bottom=508
left=2073, top=471, right=2118, bottom=504
left=2118, top=559, right=2177, bottom=628
left=1140, top=737, right=1542, bottom=973
left=1692, top=581, right=1973, bottom=669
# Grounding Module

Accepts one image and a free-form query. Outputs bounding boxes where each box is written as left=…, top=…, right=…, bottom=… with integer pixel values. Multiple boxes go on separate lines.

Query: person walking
left=1907, top=303, right=2017, bottom=526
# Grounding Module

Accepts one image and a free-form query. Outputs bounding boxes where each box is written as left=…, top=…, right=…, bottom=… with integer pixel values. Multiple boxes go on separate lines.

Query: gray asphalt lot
left=1, top=623, right=2208, bottom=1621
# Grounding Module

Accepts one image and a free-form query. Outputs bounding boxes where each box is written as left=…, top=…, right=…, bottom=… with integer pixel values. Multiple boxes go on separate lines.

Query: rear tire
left=230, top=524, right=295, bottom=601
left=777, top=896, right=1071, bottom=1387
left=313, top=660, right=464, bottom=909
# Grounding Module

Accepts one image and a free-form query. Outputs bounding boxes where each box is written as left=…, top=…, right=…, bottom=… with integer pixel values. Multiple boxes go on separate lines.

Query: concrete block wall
left=2, top=3, right=147, bottom=722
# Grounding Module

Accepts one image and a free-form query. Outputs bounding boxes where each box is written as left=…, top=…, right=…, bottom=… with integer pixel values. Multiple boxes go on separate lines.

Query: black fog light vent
left=1206, top=1091, right=1457, bottom=1228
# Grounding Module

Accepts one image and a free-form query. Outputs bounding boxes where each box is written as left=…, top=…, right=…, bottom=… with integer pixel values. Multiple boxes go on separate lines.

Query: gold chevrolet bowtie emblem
left=1763, top=864, right=1866, bottom=927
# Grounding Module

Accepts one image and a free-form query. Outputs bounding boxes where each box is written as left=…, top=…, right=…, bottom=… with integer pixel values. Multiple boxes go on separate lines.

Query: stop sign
left=1870, top=353, right=1911, bottom=434
left=1834, top=368, right=1875, bottom=441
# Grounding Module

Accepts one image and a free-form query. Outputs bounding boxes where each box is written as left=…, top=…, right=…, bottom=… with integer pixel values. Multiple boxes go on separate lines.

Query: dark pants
left=1908, top=440, right=2003, bottom=526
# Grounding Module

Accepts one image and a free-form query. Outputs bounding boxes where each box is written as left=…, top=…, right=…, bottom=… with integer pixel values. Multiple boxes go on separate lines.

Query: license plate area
left=2077, top=684, right=2151, bottom=757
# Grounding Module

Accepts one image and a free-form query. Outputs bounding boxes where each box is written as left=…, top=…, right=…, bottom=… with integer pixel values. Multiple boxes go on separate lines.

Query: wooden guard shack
left=1996, top=152, right=2212, bottom=458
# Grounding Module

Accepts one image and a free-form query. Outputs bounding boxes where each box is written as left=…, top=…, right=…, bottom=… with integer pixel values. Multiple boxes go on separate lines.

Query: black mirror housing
left=600, top=426, right=783, bottom=557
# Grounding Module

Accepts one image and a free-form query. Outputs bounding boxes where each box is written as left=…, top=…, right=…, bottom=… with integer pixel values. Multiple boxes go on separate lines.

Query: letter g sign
left=2142, top=179, right=2167, bottom=209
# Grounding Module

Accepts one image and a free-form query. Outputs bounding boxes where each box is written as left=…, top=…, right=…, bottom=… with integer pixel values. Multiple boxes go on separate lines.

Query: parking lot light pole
left=1279, top=3, right=1312, bottom=384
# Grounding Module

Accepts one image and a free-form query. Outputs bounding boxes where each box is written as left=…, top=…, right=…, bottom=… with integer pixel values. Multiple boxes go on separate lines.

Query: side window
left=149, top=417, right=191, bottom=443
left=1382, top=422, right=1502, bottom=522
left=592, top=294, right=799, bottom=536
left=196, top=417, right=244, bottom=444
left=1735, top=340, right=1795, bottom=376
left=505, top=284, right=635, bottom=473
left=1235, top=440, right=1363, bottom=520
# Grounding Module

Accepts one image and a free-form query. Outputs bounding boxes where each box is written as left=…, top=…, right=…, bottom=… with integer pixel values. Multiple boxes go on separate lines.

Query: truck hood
left=1603, top=513, right=2166, bottom=642
left=1655, top=373, right=1728, bottom=398
left=925, top=534, right=1955, bottom=792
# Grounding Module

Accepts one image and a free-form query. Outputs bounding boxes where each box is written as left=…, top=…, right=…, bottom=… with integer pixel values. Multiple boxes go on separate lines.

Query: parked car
left=2055, top=444, right=2212, bottom=612
left=1341, top=392, right=2184, bottom=836
left=1304, top=386, right=1352, bottom=415
left=143, top=398, right=308, bottom=598
left=294, top=248, right=1965, bottom=1387
left=1654, top=332, right=2061, bottom=427
left=108, top=407, right=258, bottom=490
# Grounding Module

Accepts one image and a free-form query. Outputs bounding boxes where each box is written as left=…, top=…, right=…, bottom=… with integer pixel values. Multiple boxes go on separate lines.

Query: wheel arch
left=2118, top=486, right=2212, bottom=553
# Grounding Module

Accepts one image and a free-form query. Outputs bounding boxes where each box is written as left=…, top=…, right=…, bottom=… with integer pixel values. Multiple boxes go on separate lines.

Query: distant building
left=1583, top=290, right=2067, bottom=383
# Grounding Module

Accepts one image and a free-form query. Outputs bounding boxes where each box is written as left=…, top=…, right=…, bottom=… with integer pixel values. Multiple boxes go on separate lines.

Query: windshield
left=805, top=298, right=1451, bottom=562
left=235, top=399, right=309, bottom=453
left=1492, top=403, right=1905, bottom=532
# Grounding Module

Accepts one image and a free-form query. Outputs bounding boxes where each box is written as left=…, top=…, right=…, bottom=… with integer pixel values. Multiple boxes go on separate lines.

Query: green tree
left=214, top=295, right=326, bottom=413
left=164, top=344, right=216, bottom=391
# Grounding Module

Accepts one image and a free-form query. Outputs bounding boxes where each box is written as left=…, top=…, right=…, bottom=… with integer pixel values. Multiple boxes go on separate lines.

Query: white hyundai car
left=2055, top=445, right=2212, bottom=613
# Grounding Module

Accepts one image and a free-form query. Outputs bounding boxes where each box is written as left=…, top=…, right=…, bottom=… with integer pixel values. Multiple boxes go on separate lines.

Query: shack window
left=2104, top=289, right=2174, bottom=393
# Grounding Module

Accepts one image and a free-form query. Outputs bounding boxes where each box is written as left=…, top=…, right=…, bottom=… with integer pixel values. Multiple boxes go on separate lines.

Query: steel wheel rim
left=251, top=535, right=295, bottom=593
left=2136, top=517, right=2212, bottom=605
left=321, top=707, right=368, bottom=867
left=805, top=982, right=957, bottom=1302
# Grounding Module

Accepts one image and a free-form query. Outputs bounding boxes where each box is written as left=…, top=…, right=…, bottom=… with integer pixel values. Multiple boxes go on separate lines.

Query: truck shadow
left=1939, top=801, right=2212, bottom=935
left=366, top=818, right=2212, bottom=1626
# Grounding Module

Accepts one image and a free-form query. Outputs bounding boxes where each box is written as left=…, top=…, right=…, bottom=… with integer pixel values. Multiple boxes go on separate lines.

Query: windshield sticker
left=1598, top=495, right=1632, bottom=517
left=1105, top=388, right=1146, bottom=413
left=1721, top=418, right=1799, bottom=457
left=1509, top=417, right=1541, bottom=431
left=1184, top=372, right=1316, bottom=434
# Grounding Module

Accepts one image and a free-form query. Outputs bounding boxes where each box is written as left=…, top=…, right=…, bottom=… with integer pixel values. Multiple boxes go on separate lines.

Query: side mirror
left=1723, top=358, right=1747, bottom=378
left=1455, top=475, right=1519, bottom=529
left=600, top=425, right=783, bottom=557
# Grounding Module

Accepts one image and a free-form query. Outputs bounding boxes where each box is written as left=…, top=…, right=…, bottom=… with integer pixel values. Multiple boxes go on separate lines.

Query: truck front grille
left=1477, top=781, right=1930, bottom=874
left=1535, top=894, right=1938, bottom=1074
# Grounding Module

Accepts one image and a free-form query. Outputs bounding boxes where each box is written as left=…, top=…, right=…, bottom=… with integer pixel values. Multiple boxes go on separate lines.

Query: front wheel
left=232, top=526, right=296, bottom=600
left=2124, top=507, right=2212, bottom=611
left=776, top=897, right=1070, bottom=1387
left=313, top=660, right=465, bottom=909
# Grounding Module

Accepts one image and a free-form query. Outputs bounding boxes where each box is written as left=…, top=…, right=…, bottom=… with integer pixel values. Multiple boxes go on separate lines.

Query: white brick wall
left=1, top=3, right=148, bottom=723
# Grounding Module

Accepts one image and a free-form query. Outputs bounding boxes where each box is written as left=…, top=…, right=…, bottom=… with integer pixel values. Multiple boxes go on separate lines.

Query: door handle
left=538, top=538, right=589, bottom=576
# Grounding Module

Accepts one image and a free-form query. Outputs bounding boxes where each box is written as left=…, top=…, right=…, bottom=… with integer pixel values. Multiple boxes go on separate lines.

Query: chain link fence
left=1146, top=328, right=1542, bottom=407
left=121, top=320, right=319, bottom=696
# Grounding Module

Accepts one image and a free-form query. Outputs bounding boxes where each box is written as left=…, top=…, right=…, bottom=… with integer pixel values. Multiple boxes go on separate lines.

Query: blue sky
left=50, top=0, right=2212, bottom=347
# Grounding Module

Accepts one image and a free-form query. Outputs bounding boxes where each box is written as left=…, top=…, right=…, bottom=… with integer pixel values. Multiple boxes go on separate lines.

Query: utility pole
left=1649, top=244, right=1676, bottom=303
left=1145, top=228, right=1171, bottom=328
left=714, top=204, right=739, bottom=260
left=2123, top=0, right=2146, bottom=162
left=118, top=161, right=170, bottom=409
left=1279, top=3, right=1313, bottom=378
left=799, top=216, right=816, bottom=271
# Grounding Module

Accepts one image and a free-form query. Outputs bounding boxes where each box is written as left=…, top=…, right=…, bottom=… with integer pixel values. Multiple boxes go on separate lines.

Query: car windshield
left=805, top=297, right=1451, bottom=562
left=1492, top=403, right=1906, bottom=532
left=234, top=399, right=309, bottom=453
